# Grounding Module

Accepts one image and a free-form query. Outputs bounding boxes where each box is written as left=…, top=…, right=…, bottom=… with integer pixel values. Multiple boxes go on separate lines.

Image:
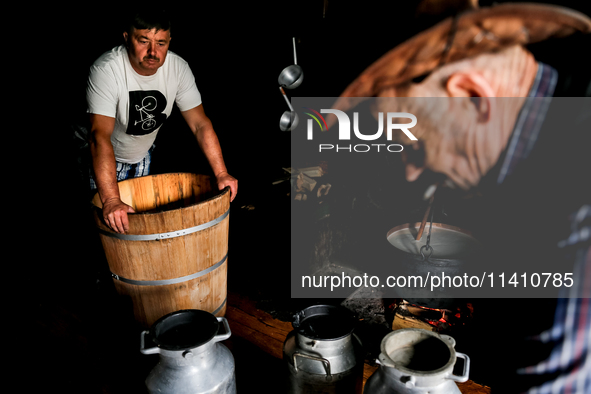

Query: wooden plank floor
left=225, top=291, right=491, bottom=394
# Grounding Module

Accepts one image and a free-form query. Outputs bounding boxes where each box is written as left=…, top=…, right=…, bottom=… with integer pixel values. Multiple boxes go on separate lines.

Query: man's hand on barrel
left=216, top=171, right=238, bottom=202
left=102, top=197, right=136, bottom=233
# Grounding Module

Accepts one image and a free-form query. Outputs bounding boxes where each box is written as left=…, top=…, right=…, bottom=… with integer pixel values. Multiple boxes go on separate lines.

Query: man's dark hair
left=124, top=8, right=172, bottom=36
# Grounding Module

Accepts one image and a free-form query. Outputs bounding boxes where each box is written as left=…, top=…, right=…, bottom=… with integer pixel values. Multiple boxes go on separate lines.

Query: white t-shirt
left=86, top=45, right=202, bottom=163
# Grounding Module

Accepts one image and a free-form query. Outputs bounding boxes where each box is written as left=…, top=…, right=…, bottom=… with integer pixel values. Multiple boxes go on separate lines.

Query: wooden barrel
left=91, top=173, right=230, bottom=328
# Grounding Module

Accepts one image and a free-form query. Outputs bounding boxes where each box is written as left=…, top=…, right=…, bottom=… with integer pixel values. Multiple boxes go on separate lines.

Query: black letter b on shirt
left=127, top=90, right=167, bottom=135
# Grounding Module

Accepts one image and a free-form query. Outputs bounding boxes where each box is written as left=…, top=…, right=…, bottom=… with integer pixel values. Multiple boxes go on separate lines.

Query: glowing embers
left=390, top=299, right=474, bottom=333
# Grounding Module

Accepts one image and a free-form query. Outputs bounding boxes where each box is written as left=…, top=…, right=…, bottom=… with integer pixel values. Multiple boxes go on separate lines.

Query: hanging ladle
left=279, top=87, right=299, bottom=131
left=278, top=37, right=304, bottom=89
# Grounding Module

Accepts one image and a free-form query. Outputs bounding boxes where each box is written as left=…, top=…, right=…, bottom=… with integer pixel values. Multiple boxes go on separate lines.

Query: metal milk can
left=140, top=309, right=236, bottom=394
left=283, top=305, right=364, bottom=393
left=363, top=328, right=469, bottom=394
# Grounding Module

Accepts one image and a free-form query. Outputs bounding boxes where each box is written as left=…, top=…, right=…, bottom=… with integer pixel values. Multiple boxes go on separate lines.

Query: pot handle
left=447, top=352, right=470, bottom=383
left=213, top=317, right=232, bottom=342
left=293, top=352, right=332, bottom=377
left=140, top=330, right=160, bottom=355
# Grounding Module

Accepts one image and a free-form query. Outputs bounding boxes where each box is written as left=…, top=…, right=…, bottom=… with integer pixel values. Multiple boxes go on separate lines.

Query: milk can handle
left=213, top=317, right=232, bottom=342
left=447, top=352, right=470, bottom=383
left=140, top=330, right=160, bottom=355
left=293, top=352, right=331, bottom=377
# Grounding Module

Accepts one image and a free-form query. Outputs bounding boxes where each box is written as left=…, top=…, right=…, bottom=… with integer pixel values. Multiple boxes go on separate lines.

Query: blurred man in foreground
left=332, top=2, right=590, bottom=392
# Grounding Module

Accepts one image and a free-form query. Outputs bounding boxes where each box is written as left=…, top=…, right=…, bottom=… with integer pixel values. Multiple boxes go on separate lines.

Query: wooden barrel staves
left=91, top=173, right=230, bottom=328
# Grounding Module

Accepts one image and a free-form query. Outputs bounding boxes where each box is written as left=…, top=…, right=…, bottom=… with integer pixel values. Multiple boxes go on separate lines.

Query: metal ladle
left=278, top=37, right=303, bottom=89
left=279, top=87, right=298, bottom=131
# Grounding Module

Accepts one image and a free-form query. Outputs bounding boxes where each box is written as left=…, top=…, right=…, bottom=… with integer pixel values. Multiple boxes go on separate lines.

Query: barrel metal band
left=212, top=296, right=227, bottom=316
left=99, top=208, right=229, bottom=241
left=111, top=253, right=228, bottom=286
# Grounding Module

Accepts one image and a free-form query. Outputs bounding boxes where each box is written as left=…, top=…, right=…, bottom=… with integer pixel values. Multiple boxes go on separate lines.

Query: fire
left=392, top=300, right=474, bottom=333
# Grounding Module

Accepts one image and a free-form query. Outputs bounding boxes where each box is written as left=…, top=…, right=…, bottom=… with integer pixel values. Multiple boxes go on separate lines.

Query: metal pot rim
left=149, top=309, right=219, bottom=351
left=292, top=304, right=357, bottom=341
left=378, top=328, right=456, bottom=376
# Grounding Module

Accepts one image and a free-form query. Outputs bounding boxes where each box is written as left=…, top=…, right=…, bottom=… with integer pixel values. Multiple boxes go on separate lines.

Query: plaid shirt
left=499, top=63, right=591, bottom=394
left=73, top=124, right=153, bottom=192
left=497, top=62, right=558, bottom=185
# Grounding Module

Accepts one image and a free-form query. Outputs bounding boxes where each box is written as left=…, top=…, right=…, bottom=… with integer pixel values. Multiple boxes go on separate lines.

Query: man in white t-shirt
left=86, top=10, right=237, bottom=234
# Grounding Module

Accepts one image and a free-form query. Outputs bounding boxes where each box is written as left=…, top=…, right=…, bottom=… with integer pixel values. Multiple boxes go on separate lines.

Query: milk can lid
left=149, top=309, right=220, bottom=351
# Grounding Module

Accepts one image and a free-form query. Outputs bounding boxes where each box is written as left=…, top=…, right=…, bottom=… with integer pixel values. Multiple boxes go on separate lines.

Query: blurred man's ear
left=446, top=72, right=494, bottom=122
left=123, top=31, right=129, bottom=47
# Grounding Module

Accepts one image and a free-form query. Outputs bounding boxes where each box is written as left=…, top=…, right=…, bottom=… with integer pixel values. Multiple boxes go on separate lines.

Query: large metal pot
left=283, top=305, right=365, bottom=393
left=384, top=221, right=483, bottom=308
left=140, top=309, right=236, bottom=394
left=389, top=249, right=471, bottom=310
left=364, top=328, right=469, bottom=394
